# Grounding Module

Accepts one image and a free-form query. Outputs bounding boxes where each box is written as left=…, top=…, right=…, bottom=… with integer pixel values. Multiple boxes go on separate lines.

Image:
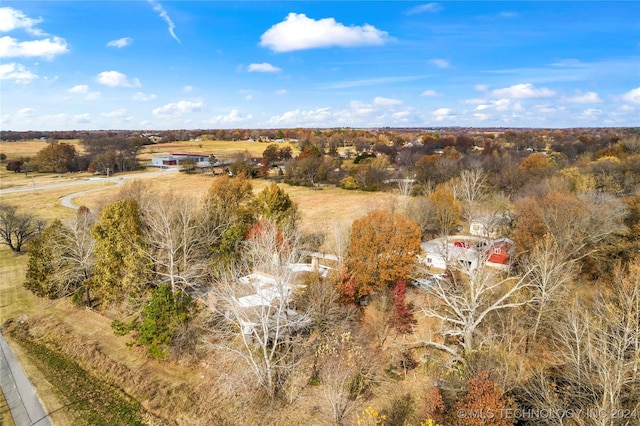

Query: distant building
left=150, top=153, right=210, bottom=167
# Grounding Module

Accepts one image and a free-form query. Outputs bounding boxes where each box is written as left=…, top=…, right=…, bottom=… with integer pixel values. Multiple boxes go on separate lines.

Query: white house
left=469, top=214, right=512, bottom=239
left=419, top=235, right=516, bottom=274
left=420, top=237, right=480, bottom=272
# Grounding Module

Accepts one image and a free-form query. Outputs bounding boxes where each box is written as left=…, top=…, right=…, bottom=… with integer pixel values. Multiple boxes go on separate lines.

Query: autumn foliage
left=346, top=210, right=421, bottom=300
left=391, top=280, right=416, bottom=333
left=453, top=370, right=515, bottom=426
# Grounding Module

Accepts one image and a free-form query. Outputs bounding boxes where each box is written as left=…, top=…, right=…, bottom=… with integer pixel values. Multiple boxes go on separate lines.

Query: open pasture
left=140, top=139, right=298, bottom=162
left=0, top=139, right=83, bottom=159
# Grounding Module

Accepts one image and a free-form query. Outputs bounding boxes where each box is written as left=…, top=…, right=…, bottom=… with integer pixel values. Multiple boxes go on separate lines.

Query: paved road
left=0, top=331, right=50, bottom=426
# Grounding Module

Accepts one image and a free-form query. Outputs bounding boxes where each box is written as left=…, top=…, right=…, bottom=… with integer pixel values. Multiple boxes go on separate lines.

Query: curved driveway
left=0, top=168, right=179, bottom=210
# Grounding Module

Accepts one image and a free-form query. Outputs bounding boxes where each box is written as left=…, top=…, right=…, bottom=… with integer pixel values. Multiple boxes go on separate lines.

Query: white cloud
left=565, top=91, right=602, bottom=103
left=474, top=84, right=488, bottom=92
left=475, top=98, right=514, bottom=112
left=107, top=37, right=133, bottom=48
left=349, top=100, right=375, bottom=116
left=208, top=109, right=253, bottom=124
left=275, top=89, right=287, bottom=95
left=463, top=98, right=486, bottom=105
left=430, top=58, right=450, bottom=69
left=96, top=70, right=140, bottom=87
left=534, top=104, right=560, bottom=114
left=17, top=107, right=36, bottom=117
left=421, top=89, right=441, bottom=97
left=0, top=7, right=44, bottom=35
left=247, top=62, right=281, bottom=73
left=152, top=100, right=203, bottom=117
left=432, top=108, right=456, bottom=121
left=148, top=0, right=180, bottom=43
left=268, top=107, right=332, bottom=126
left=473, top=113, right=491, bottom=121
left=68, top=84, right=89, bottom=94
left=132, top=91, right=157, bottom=101
left=101, top=109, right=133, bottom=121
left=85, top=92, right=101, bottom=100
left=491, top=83, right=555, bottom=99
left=101, top=109, right=128, bottom=118
left=621, top=86, right=640, bottom=104
left=406, top=3, right=443, bottom=14
left=0, top=62, right=38, bottom=83
left=581, top=108, right=602, bottom=118
left=323, top=75, right=425, bottom=89
left=73, top=113, right=92, bottom=124
left=183, top=85, right=193, bottom=92
left=239, top=89, right=254, bottom=100
left=392, top=111, right=411, bottom=121
left=0, top=35, right=69, bottom=59
left=260, top=13, right=390, bottom=52
left=373, top=96, right=402, bottom=106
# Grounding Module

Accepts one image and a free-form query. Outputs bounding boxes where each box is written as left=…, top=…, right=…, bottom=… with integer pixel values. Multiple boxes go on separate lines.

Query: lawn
left=0, top=247, right=39, bottom=324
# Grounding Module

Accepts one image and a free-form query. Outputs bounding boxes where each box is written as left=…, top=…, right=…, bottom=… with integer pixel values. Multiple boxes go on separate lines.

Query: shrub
left=340, top=176, right=359, bottom=190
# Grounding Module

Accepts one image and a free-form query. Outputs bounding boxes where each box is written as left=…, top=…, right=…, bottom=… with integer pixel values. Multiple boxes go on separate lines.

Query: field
left=139, top=139, right=298, bottom=162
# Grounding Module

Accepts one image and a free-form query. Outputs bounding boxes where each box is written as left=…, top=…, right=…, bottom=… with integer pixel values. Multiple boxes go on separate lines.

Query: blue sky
left=1, top=1, right=639, bottom=131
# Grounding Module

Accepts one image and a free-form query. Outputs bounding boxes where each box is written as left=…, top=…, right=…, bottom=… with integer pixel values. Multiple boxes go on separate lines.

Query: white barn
left=150, top=153, right=210, bottom=168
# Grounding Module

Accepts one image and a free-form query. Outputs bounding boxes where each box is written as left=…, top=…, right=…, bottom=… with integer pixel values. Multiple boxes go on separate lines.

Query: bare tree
left=365, top=291, right=394, bottom=348
left=397, top=176, right=413, bottom=214
left=454, top=167, right=487, bottom=225
left=206, top=221, right=311, bottom=399
left=525, top=234, right=574, bottom=349
left=549, top=261, right=640, bottom=424
left=144, top=191, right=206, bottom=294
left=416, top=261, right=533, bottom=362
left=57, top=208, right=96, bottom=303
left=0, top=203, right=43, bottom=252
left=316, top=332, right=378, bottom=424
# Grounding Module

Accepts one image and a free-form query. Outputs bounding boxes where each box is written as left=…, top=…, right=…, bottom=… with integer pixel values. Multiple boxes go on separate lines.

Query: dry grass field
left=139, top=139, right=298, bottom=162
left=0, top=139, right=83, bottom=158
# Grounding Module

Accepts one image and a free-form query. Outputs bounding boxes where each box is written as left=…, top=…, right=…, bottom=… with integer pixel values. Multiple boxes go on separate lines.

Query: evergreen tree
left=136, top=284, right=193, bottom=359
left=24, top=220, right=65, bottom=298
left=92, top=198, right=151, bottom=307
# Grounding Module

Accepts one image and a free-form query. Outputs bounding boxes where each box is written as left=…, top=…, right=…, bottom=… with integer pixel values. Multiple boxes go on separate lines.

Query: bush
left=6, top=160, right=23, bottom=172
left=340, top=176, right=359, bottom=190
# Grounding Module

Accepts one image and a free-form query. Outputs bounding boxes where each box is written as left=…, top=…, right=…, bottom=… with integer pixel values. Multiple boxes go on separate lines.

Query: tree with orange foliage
left=453, top=370, right=515, bottom=426
left=422, top=386, right=446, bottom=425
left=346, top=210, right=421, bottom=300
